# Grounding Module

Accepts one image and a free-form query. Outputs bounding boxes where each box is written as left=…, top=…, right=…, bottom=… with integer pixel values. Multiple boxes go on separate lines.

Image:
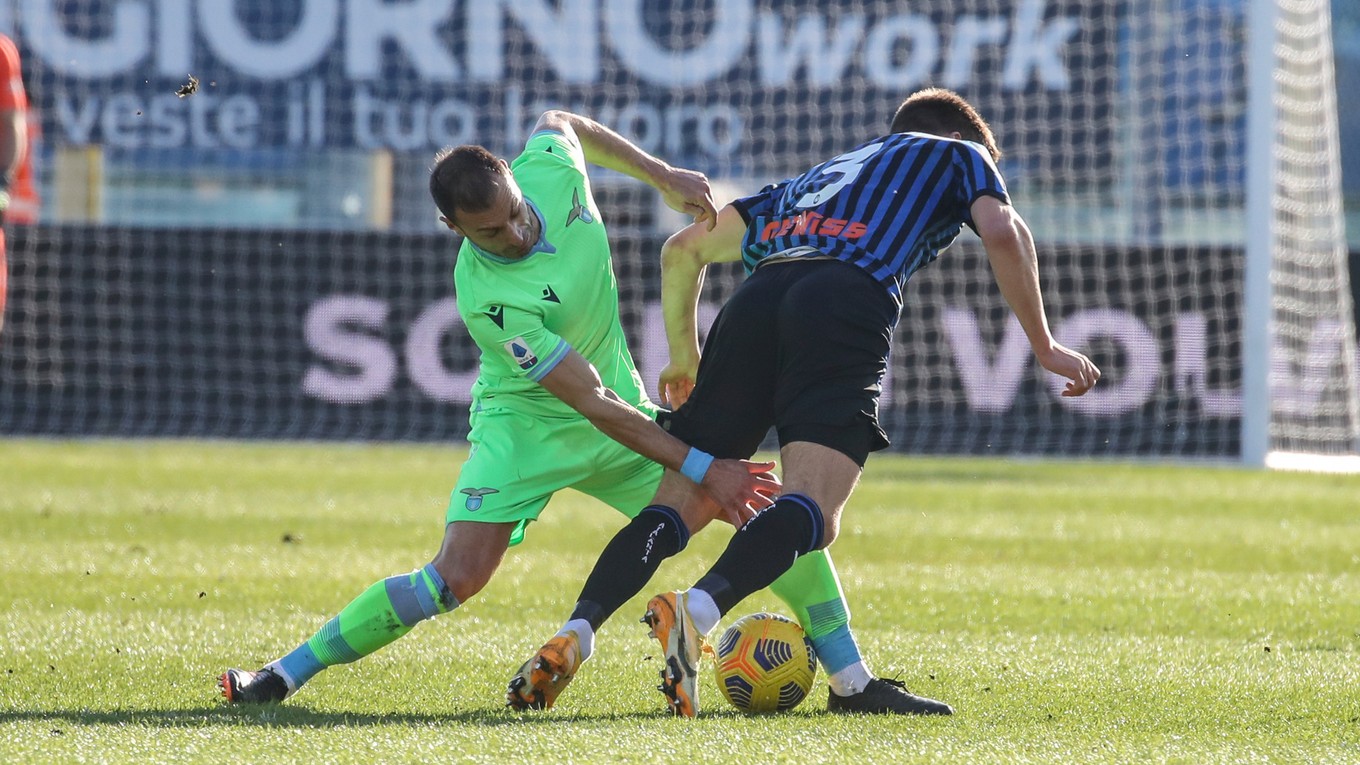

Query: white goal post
left=1244, top=0, right=1360, bottom=471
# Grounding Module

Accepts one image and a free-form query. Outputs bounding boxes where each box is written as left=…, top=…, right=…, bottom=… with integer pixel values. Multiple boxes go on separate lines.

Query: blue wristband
left=680, top=447, right=715, bottom=484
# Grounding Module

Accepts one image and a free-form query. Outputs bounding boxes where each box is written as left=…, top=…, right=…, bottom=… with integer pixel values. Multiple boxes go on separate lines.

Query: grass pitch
left=1, top=439, right=1357, bottom=764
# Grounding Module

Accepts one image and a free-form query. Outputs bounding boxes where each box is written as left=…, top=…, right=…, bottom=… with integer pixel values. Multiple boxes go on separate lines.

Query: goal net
left=0, top=0, right=1355, bottom=468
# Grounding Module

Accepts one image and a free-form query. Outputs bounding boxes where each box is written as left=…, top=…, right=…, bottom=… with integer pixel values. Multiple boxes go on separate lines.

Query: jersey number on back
left=794, top=141, right=887, bottom=209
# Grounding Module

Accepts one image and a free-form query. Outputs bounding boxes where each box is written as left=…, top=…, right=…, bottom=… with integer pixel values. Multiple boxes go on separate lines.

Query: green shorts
left=447, top=407, right=664, bottom=546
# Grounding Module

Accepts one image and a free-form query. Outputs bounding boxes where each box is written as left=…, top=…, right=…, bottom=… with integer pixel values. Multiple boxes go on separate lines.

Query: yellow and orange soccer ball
left=712, top=612, right=818, bottom=713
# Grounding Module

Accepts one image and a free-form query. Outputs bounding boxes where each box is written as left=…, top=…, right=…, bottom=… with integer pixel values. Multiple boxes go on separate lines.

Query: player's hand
left=659, top=167, right=718, bottom=231
left=701, top=458, right=781, bottom=527
left=1035, top=342, right=1101, bottom=397
left=658, top=360, right=698, bottom=408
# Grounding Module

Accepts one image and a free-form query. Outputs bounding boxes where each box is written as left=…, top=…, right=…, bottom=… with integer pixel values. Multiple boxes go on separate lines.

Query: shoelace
left=879, top=676, right=913, bottom=693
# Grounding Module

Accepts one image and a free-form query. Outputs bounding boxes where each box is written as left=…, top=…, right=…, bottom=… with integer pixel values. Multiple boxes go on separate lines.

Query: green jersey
left=454, top=130, right=654, bottom=420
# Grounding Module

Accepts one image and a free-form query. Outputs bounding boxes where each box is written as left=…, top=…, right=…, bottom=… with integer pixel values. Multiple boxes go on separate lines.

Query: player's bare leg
left=428, top=520, right=516, bottom=603
left=221, top=521, right=513, bottom=704
left=772, top=441, right=860, bottom=543
left=777, top=443, right=952, bottom=715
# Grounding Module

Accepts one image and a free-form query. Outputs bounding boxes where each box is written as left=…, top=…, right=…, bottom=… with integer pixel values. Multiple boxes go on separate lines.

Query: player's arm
left=537, top=349, right=778, bottom=526
left=656, top=204, right=747, bottom=407
left=971, top=196, right=1100, bottom=397
left=531, top=110, right=717, bottom=230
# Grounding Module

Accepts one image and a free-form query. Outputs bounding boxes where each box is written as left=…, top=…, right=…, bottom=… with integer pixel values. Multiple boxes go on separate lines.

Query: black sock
left=570, top=505, right=690, bottom=630
left=695, top=493, right=824, bottom=616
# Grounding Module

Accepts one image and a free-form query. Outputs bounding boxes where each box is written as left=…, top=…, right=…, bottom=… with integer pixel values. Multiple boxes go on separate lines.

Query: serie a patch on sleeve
left=504, top=337, right=538, bottom=370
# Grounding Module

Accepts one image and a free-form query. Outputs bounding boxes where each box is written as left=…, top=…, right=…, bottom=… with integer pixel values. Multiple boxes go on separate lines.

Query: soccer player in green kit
left=221, top=110, right=917, bottom=715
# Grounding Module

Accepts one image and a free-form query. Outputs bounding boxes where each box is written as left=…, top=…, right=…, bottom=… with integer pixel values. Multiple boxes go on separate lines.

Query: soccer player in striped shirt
left=637, top=88, right=1101, bottom=716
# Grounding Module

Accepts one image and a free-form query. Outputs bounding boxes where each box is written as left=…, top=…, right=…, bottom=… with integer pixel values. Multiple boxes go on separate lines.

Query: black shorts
left=659, top=259, right=898, bottom=467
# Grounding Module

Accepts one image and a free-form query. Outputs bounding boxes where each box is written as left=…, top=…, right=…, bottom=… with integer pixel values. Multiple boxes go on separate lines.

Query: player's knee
left=814, top=516, right=841, bottom=549
left=675, top=494, right=721, bottom=533
left=429, top=555, right=495, bottom=603
left=430, top=521, right=513, bottom=602
left=655, top=470, right=719, bottom=533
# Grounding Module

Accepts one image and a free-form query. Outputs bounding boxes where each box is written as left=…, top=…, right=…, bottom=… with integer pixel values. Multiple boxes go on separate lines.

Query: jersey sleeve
left=512, top=129, right=588, bottom=184
left=955, top=141, right=1009, bottom=208
left=465, top=303, right=572, bottom=383
left=0, top=36, right=27, bottom=112
left=731, top=180, right=790, bottom=225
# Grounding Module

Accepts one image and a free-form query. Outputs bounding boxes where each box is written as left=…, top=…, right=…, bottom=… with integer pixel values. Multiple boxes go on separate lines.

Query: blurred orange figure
left=0, top=32, right=38, bottom=337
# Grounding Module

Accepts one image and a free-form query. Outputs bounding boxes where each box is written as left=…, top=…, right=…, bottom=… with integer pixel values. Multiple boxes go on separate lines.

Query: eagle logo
left=460, top=487, right=500, bottom=511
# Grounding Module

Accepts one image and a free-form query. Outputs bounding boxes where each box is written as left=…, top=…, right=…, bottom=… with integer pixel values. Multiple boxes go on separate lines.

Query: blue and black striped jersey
left=732, top=132, right=1009, bottom=302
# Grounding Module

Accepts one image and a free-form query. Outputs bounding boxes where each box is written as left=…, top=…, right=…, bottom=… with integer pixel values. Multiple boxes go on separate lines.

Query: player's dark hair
left=429, top=145, right=507, bottom=223
left=888, top=88, right=1001, bottom=162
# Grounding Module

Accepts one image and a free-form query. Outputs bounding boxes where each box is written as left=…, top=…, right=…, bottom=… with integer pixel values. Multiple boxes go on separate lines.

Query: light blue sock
left=805, top=602, right=861, bottom=674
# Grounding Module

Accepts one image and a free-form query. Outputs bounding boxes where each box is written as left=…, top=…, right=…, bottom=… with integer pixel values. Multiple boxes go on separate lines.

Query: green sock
left=272, top=564, right=457, bottom=689
left=768, top=549, right=864, bottom=675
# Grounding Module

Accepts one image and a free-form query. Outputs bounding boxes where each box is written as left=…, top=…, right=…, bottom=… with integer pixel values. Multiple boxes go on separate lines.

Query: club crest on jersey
left=566, top=188, right=594, bottom=227
left=460, top=487, right=499, bottom=511
left=505, top=337, right=537, bottom=370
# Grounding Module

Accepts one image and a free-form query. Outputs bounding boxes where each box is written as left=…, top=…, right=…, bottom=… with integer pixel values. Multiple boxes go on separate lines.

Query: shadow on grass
left=0, top=705, right=685, bottom=729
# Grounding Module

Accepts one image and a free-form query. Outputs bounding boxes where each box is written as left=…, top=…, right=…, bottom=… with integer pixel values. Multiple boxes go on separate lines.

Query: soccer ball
left=712, top=612, right=817, bottom=713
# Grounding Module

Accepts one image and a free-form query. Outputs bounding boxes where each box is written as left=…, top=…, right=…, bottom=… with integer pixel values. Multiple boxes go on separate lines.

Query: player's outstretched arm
left=531, top=110, right=717, bottom=230
left=657, top=205, right=748, bottom=408
left=972, top=196, right=1101, bottom=397
left=538, top=348, right=779, bottom=525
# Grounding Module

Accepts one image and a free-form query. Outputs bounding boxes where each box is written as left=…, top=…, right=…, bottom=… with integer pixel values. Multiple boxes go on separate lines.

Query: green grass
left=2, top=439, right=1358, bottom=764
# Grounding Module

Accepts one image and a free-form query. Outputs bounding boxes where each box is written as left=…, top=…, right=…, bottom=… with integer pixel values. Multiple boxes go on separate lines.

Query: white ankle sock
left=558, top=619, right=595, bottom=661
left=827, top=661, right=873, bottom=697
left=684, top=588, right=721, bottom=635
left=263, top=661, right=300, bottom=696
